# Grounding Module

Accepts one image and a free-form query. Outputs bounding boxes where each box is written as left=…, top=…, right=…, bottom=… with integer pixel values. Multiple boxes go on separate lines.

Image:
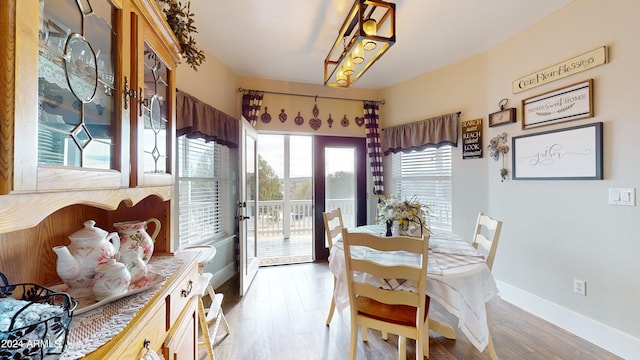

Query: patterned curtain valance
left=382, top=112, right=460, bottom=155
left=241, top=91, right=264, bottom=127
left=176, top=90, right=239, bottom=148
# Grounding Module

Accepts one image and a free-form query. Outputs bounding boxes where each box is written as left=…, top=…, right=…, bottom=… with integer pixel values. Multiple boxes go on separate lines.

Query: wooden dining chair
left=342, top=228, right=431, bottom=360
left=471, top=212, right=503, bottom=270
left=322, top=207, right=344, bottom=326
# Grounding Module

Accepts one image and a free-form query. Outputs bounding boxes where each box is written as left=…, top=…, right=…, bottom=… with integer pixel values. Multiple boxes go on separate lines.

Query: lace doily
left=61, top=256, right=184, bottom=359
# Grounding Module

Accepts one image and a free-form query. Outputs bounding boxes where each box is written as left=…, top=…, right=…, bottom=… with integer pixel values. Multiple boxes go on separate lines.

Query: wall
left=176, top=54, right=239, bottom=287
left=382, top=54, right=490, bottom=238
left=384, top=0, right=639, bottom=357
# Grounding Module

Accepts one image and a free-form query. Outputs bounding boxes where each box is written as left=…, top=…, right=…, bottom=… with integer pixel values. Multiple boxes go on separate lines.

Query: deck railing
left=256, top=199, right=354, bottom=238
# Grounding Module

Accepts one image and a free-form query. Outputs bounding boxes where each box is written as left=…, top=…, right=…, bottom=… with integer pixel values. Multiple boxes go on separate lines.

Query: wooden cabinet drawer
left=163, top=297, right=198, bottom=360
left=87, top=299, right=167, bottom=359
left=166, top=260, right=199, bottom=328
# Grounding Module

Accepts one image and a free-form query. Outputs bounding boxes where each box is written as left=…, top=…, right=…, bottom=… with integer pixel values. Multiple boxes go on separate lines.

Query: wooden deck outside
left=257, top=234, right=313, bottom=266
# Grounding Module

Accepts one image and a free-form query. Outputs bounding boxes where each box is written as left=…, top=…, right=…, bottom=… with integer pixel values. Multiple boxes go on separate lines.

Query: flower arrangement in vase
left=377, top=195, right=430, bottom=237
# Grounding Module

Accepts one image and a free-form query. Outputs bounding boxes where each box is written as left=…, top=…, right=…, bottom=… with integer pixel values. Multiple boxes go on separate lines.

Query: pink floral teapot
left=53, top=220, right=120, bottom=290
left=113, top=218, right=161, bottom=264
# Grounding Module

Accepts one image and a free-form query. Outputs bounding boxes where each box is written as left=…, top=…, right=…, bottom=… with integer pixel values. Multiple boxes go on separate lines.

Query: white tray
left=51, top=272, right=166, bottom=315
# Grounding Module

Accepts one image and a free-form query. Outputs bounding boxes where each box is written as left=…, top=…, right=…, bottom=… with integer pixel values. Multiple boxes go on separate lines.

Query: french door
left=238, top=118, right=259, bottom=296
left=313, top=136, right=367, bottom=261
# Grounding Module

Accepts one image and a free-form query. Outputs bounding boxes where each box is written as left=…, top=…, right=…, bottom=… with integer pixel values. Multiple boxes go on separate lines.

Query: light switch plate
left=608, top=188, right=636, bottom=206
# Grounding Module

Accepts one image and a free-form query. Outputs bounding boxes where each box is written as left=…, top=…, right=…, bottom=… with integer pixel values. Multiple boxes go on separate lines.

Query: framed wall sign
left=461, top=118, right=482, bottom=159
left=512, top=122, right=603, bottom=180
left=488, top=108, right=516, bottom=127
left=522, top=79, right=593, bottom=130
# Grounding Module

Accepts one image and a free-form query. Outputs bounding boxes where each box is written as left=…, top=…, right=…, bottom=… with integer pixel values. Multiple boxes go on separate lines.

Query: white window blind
left=391, top=146, right=452, bottom=230
left=177, top=135, right=229, bottom=247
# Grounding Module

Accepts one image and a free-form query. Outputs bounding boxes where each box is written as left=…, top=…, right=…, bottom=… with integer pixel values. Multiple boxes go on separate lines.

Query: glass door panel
left=314, top=136, right=366, bottom=261
left=324, top=147, right=356, bottom=232
left=38, top=0, right=117, bottom=169
left=239, top=119, right=259, bottom=296
left=142, top=43, right=169, bottom=173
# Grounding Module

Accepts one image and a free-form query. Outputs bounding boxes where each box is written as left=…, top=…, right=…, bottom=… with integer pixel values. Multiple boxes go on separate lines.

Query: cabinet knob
left=123, top=76, right=138, bottom=110
left=141, top=338, right=161, bottom=360
left=181, top=280, right=193, bottom=297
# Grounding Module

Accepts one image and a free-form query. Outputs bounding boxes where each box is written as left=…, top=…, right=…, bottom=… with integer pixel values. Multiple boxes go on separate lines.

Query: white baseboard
left=496, top=280, right=640, bottom=360
left=211, top=262, right=235, bottom=290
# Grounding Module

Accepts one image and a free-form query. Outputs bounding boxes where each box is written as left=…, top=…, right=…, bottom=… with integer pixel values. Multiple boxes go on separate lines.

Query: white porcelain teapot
left=53, top=220, right=120, bottom=290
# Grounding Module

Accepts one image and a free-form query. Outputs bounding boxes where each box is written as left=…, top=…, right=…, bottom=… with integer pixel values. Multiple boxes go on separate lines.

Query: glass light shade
left=336, top=70, right=347, bottom=86
left=362, top=18, right=377, bottom=51
left=351, top=42, right=364, bottom=64
left=342, top=56, right=354, bottom=76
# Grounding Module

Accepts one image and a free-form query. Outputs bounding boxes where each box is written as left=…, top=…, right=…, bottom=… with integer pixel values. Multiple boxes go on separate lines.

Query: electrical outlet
left=573, top=278, right=586, bottom=296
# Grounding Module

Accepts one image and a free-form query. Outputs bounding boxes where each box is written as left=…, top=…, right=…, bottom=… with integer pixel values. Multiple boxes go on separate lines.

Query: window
left=391, top=146, right=452, bottom=230
left=177, top=135, right=229, bottom=247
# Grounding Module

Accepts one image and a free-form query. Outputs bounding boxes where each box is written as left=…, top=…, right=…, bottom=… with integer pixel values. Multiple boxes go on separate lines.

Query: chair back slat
left=354, top=283, right=420, bottom=307
left=323, top=208, right=344, bottom=248
left=472, top=212, right=503, bottom=270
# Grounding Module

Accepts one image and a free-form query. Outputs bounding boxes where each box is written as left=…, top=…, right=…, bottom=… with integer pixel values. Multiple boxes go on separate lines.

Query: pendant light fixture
left=324, top=0, right=396, bottom=88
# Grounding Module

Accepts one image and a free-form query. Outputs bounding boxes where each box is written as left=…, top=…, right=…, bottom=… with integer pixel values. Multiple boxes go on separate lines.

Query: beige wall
left=382, top=54, right=491, bottom=239
left=176, top=52, right=238, bottom=118
left=384, top=0, right=640, bottom=355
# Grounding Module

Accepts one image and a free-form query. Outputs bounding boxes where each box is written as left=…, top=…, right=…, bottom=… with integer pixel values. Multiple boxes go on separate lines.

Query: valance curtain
left=364, top=101, right=384, bottom=195
left=176, top=90, right=239, bottom=148
left=382, top=112, right=460, bottom=155
left=241, top=91, right=264, bottom=127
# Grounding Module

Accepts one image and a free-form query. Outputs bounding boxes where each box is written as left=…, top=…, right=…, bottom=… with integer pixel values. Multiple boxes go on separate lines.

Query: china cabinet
left=0, top=0, right=195, bottom=358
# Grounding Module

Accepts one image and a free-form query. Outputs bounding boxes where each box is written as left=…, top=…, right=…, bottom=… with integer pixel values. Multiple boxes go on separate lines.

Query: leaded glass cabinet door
left=37, top=0, right=125, bottom=189
left=142, top=44, right=169, bottom=174
left=130, top=12, right=177, bottom=187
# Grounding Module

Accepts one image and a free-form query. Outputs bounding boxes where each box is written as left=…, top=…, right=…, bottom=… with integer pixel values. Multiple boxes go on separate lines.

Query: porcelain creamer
left=114, top=218, right=161, bottom=264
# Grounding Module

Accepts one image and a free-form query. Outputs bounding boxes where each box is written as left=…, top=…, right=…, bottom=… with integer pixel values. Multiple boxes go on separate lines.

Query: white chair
left=342, top=228, right=431, bottom=360
left=322, top=207, right=344, bottom=326
left=195, top=272, right=231, bottom=360
left=182, top=245, right=231, bottom=360
left=471, top=212, right=503, bottom=270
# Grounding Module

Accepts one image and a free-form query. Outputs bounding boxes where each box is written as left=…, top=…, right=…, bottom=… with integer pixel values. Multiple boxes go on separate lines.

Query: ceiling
left=188, top=0, right=573, bottom=90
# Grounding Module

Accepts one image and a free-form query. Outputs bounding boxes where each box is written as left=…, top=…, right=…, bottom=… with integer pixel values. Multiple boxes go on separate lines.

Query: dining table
left=328, top=225, right=499, bottom=356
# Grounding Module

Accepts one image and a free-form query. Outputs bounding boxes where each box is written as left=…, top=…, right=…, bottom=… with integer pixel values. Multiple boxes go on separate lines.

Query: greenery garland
left=157, top=0, right=206, bottom=70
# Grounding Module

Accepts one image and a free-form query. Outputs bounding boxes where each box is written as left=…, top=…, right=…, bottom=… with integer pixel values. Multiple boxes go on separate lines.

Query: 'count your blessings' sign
left=512, top=46, right=607, bottom=94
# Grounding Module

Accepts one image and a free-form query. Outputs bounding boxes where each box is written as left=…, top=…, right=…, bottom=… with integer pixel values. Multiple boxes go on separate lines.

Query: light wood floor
left=205, top=262, right=622, bottom=360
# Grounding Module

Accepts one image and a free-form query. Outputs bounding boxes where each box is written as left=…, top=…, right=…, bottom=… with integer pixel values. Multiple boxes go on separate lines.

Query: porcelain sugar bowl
left=91, top=259, right=131, bottom=301
left=52, top=220, right=120, bottom=291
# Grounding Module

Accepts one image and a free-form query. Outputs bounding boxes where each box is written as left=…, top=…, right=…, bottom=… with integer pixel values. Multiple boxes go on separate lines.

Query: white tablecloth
left=328, top=226, right=498, bottom=352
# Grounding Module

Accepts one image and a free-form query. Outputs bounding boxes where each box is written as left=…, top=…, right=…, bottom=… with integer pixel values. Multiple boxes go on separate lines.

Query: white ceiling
left=188, top=0, right=573, bottom=90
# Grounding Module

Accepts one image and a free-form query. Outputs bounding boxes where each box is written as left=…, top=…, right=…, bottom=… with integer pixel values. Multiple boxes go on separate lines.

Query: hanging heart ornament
left=309, top=118, right=321, bottom=130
